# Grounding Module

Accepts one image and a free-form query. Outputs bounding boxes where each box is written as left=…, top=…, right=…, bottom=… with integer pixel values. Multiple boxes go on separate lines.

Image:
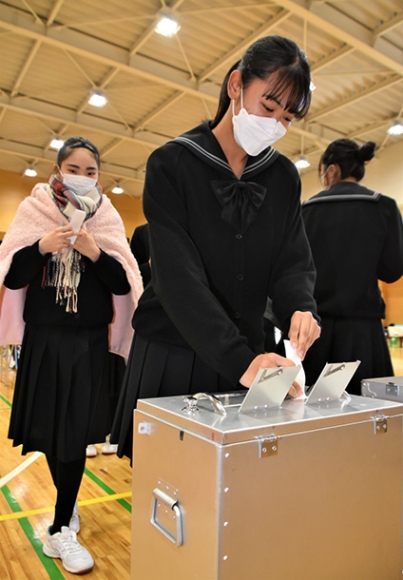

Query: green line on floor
left=0, top=393, right=11, bottom=407
left=1, top=482, right=65, bottom=579
left=84, top=467, right=132, bottom=513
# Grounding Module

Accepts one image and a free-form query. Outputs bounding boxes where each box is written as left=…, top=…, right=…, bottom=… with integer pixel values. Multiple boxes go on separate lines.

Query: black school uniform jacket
left=133, top=121, right=317, bottom=384
left=302, top=181, right=403, bottom=319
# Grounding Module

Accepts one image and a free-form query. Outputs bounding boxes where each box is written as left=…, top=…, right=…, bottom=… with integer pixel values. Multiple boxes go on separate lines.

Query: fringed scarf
left=0, top=183, right=143, bottom=356
left=44, top=175, right=103, bottom=313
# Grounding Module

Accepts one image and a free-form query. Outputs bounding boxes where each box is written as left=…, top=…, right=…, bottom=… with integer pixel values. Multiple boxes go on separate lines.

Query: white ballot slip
left=67, top=209, right=86, bottom=243
left=283, top=339, right=306, bottom=391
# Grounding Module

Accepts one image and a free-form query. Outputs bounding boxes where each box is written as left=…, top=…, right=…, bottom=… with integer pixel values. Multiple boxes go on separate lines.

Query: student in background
left=0, top=136, right=142, bottom=574
left=301, top=138, right=403, bottom=394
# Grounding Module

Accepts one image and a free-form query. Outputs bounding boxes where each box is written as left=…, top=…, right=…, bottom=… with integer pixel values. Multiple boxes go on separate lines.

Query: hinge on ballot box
left=371, top=415, right=388, bottom=435
left=257, top=434, right=279, bottom=458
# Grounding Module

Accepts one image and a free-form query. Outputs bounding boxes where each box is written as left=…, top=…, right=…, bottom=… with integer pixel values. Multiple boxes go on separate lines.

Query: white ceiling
left=0, top=0, right=402, bottom=198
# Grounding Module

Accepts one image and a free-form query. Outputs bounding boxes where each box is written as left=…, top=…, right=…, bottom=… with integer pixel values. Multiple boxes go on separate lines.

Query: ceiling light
left=50, top=137, right=64, bottom=150
left=88, top=91, right=107, bottom=107
left=295, top=157, right=310, bottom=169
left=155, top=15, right=180, bottom=37
left=112, top=185, right=124, bottom=194
left=24, top=167, right=37, bottom=177
left=387, top=121, right=403, bottom=136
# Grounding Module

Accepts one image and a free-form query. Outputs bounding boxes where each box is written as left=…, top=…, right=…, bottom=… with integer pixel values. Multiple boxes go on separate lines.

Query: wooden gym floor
left=1, top=344, right=403, bottom=579
left=0, top=346, right=132, bottom=580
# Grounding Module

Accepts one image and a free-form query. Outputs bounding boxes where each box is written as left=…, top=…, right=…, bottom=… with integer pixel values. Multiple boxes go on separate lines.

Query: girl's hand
left=288, top=311, right=321, bottom=360
left=73, top=230, right=101, bottom=262
left=239, top=352, right=304, bottom=398
left=38, top=225, right=75, bottom=255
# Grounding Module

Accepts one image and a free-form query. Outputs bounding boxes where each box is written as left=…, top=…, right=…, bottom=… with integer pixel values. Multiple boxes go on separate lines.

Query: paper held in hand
left=67, top=209, right=86, bottom=243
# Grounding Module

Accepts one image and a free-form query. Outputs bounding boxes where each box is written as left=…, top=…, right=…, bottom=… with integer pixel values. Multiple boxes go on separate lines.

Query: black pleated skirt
left=302, top=317, right=394, bottom=395
left=111, top=333, right=240, bottom=460
left=8, top=324, right=122, bottom=462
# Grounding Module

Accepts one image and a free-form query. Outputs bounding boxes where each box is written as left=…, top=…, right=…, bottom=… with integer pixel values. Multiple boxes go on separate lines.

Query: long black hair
left=210, top=35, right=311, bottom=128
left=57, top=136, right=101, bottom=168
left=320, top=139, right=375, bottom=182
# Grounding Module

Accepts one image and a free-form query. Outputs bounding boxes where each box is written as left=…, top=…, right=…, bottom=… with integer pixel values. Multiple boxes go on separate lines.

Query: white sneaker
left=101, top=441, right=118, bottom=455
left=85, top=444, right=97, bottom=458
left=43, top=526, right=94, bottom=574
left=69, top=500, right=80, bottom=534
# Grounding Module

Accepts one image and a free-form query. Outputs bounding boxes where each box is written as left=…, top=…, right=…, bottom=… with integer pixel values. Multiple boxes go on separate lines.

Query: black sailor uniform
left=301, top=181, right=403, bottom=394
left=5, top=243, right=130, bottom=462
left=112, top=120, right=318, bottom=459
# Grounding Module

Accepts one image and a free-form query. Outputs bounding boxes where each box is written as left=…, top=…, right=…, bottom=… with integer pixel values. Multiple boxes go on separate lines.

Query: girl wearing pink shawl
left=0, top=137, right=142, bottom=574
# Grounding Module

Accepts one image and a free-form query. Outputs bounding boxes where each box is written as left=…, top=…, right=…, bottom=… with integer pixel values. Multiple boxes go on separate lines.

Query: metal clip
left=386, top=382, right=400, bottom=397
left=372, top=415, right=388, bottom=435
left=182, top=396, right=199, bottom=414
left=324, top=363, right=345, bottom=377
left=257, top=368, right=284, bottom=383
left=257, top=434, right=279, bottom=458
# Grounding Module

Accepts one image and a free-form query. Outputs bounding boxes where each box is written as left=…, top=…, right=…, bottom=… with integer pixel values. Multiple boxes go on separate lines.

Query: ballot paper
left=283, top=339, right=306, bottom=392
left=67, top=209, right=86, bottom=244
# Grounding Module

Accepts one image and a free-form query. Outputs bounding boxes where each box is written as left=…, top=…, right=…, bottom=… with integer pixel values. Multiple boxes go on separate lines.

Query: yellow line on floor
left=0, top=491, right=132, bottom=522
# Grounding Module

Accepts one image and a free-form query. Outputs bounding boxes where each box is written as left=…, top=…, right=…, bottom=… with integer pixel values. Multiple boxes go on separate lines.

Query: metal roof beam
left=0, top=3, right=219, bottom=102
left=310, top=45, right=354, bottom=73
left=308, top=74, right=402, bottom=122
left=10, top=39, right=41, bottom=97
left=373, top=12, right=403, bottom=39
left=0, top=92, right=168, bottom=147
left=198, top=8, right=291, bottom=82
left=276, top=0, right=403, bottom=76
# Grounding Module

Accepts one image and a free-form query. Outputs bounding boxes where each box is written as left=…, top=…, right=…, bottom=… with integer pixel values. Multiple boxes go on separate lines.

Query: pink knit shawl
left=0, top=183, right=143, bottom=358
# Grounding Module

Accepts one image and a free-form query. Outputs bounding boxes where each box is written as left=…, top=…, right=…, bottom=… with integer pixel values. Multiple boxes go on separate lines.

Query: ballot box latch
left=372, top=415, right=388, bottom=435
left=257, top=434, right=279, bottom=458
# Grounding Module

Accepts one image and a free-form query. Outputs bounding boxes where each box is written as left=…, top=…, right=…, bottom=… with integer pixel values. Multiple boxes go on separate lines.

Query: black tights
left=46, top=454, right=86, bottom=534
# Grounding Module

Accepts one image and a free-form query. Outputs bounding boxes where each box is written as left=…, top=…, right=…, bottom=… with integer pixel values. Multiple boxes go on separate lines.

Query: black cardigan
left=5, top=242, right=130, bottom=328
left=133, top=121, right=318, bottom=384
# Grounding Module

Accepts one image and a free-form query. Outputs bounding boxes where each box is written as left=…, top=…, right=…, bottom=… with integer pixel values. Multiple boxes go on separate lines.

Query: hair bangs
left=263, top=69, right=311, bottom=120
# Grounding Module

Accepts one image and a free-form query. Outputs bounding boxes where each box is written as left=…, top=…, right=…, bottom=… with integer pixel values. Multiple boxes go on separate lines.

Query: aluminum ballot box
left=131, top=393, right=403, bottom=580
left=362, top=375, right=403, bottom=403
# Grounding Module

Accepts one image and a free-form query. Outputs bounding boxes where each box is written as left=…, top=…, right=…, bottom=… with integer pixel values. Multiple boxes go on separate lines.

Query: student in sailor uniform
left=301, top=138, right=403, bottom=394
left=0, top=137, right=142, bottom=573
left=112, top=35, right=321, bottom=460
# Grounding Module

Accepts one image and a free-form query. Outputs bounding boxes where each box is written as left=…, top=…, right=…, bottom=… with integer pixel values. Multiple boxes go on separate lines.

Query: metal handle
left=151, top=488, right=184, bottom=547
left=193, top=392, right=227, bottom=416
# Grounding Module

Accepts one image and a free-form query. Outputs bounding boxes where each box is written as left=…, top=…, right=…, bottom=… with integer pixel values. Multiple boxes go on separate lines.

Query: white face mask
left=232, top=89, right=288, bottom=156
left=61, top=172, right=97, bottom=196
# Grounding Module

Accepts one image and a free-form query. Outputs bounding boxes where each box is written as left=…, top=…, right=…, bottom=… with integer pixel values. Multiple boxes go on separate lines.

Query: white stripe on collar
left=173, top=136, right=277, bottom=175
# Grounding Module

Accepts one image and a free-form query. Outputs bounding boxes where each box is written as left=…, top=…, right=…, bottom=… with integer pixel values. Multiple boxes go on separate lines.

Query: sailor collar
left=171, top=120, right=279, bottom=179
left=303, top=182, right=381, bottom=206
